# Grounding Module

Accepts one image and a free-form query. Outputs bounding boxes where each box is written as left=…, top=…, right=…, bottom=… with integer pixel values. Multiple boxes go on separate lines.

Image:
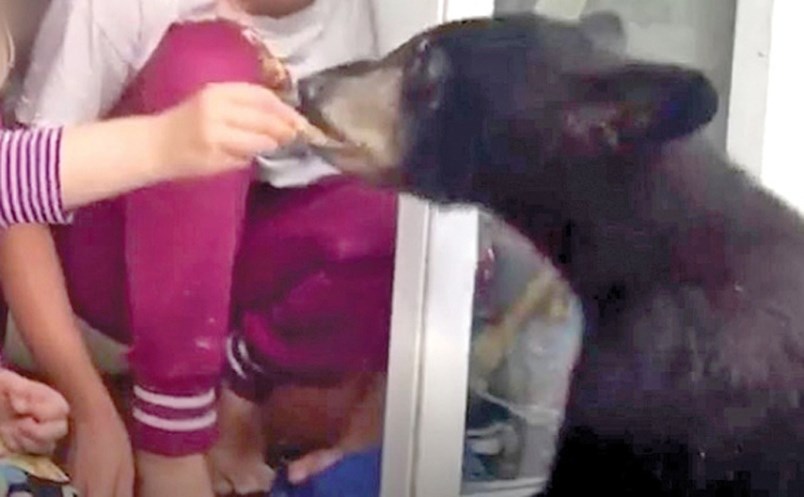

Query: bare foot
left=137, top=452, right=214, bottom=497
left=207, top=388, right=274, bottom=495
left=287, top=448, right=344, bottom=485
left=286, top=373, right=386, bottom=485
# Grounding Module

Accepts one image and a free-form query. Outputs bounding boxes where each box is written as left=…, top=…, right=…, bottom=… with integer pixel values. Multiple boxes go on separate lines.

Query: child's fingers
left=0, top=369, right=29, bottom=395
left=0, top=420, right=57, bottom=456
left=14, top=417, right=68, bottom=452
left=11, top=382, right=69, bottom=422
left=223, top=106, right=298, bottom=144
left=0, top=425, right=22, bottom=453
left=0, top=370, right=34, bottom=416
left=15, top=431, right=57, bottom=455
left=220, top=129, right=280, bottom=162
left=211, top=472, right=234, bottom=496
left=28, top=391, right=70, bottom=422
left=20, top=417, right=69, bottom=443
left=219, top=82, right=308, bottom=128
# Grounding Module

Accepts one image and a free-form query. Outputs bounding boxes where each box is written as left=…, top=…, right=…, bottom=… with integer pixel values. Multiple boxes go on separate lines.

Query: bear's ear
left=560, top=64, right=718, bottom=157
left=579, top=11, right=626, bottom=54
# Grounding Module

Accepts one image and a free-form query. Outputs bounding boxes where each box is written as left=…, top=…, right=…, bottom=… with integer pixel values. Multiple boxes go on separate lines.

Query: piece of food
left=240, top=25, right=349, bottom=151
left=240, top=26, right=292, bottom=94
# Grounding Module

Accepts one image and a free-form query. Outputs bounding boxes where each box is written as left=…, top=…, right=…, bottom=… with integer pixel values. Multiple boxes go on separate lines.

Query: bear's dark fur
left=299, top=12, right=804, bottom=496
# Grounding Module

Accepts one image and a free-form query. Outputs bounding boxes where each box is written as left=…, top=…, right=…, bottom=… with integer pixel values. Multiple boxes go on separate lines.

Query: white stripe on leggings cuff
left=226, top=335, right=248, bottom=379
left=132, top=407, right=218, bottom=432
left=237, top=336, right=266, bottom=374
left=133, top=386, right=216, bottom=410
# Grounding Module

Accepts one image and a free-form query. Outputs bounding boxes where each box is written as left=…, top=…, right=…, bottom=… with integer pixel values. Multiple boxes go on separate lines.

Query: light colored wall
left=583, top=0, right=737, bottom=151
left=758, top=0, right=804, bottom=211
left=496, top=0, right=738, bottom=151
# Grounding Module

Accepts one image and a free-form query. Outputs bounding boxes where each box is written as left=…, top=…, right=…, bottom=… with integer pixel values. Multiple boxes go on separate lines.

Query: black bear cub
left=299, top=12, right=804, bottom=497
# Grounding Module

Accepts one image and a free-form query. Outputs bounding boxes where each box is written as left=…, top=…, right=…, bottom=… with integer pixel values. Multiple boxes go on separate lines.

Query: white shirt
left=17, top=0, right=378, bottom=187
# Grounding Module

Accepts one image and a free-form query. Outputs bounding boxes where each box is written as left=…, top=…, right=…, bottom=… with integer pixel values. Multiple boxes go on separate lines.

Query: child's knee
left=137, top=20, right=263, bottom=111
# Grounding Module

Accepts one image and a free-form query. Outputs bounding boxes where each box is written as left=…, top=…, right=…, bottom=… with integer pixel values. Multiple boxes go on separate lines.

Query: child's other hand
left=0, top=369, right=70, bottom=456
left=156, top=82, right=308, bottom=179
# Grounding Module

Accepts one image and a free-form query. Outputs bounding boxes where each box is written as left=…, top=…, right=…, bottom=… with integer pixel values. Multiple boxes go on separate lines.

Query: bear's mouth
left=293, top=87, right=358, bottom=153
left=295, top=68, right=406, bottom=185
left=294, top=115, right=403, bottom=186
left=295, top=93, right=379, bottom=163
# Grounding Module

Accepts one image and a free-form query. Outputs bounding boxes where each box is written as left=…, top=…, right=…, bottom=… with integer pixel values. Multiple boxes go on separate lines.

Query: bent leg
left=117, top=20, right=261, bottom=457
left=214, top=179, right=395, bottom=489
left=228, top=178, right=397, bottom=397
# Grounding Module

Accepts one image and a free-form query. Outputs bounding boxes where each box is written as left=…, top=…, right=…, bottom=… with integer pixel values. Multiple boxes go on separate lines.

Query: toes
left=231, top=463, right=274, bottom=495
left=211, top=471, right=233, bottom=496
left=256, top=463, right=276, bottom=488
left=209, top=457, right=275, bottom=496
left=287, top=449, right=344, bottom=484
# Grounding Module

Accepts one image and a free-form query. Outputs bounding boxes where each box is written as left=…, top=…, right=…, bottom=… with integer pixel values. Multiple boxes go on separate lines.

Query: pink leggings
left=50, top=21, right=396, bottom=456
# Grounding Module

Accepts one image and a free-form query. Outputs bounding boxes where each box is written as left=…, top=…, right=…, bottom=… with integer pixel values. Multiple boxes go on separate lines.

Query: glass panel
left=458, top=2, right=737, bottom=496
left=462, top=214, right=583, bottom=497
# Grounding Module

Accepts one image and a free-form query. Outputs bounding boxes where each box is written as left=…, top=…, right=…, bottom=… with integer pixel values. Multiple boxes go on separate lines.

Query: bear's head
left=298, top=12, right=718, bottom=208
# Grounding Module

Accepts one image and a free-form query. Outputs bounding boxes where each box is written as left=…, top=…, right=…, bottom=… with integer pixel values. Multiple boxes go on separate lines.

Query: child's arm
left=59, top=81, right=304, bottom=209
left=0, top=82, right=304, bottom=228
left=0, top=223, right=134, bottom=497
left=0, top=128, right=69, bottom=228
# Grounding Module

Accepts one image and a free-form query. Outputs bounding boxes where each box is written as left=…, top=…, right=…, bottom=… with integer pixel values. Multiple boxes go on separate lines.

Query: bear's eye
left=410, top=78, right=440, bottom=109
left=407, top=45, right=448, bottom=110
left=409, top=72, right=442, bottom=110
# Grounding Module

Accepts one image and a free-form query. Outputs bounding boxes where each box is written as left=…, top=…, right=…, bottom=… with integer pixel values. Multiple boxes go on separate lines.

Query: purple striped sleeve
left=0, top=127, right=72, bottom=228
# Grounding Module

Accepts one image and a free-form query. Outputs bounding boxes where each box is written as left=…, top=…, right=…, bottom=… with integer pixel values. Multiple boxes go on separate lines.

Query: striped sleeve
left=0, top=127, right=72, bottom=228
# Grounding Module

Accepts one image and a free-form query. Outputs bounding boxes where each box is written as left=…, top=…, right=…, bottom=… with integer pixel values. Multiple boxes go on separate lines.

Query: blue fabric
left=269, top=447, right=382, bottom=497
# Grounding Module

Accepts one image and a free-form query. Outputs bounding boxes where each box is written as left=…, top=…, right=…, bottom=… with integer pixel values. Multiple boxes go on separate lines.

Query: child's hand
left=155, top=82, right=307, bottom=180
left=0, top=369, right=70, bottom=456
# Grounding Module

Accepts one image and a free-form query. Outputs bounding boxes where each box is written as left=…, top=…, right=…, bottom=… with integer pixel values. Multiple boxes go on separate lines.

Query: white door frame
left=375, top=1, right=492, bottom=497
left=726, top=0, right=774, bottom=178
left=727, top=0, right=804, bottom=211
left=755, top=0, right=804, bottom=212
